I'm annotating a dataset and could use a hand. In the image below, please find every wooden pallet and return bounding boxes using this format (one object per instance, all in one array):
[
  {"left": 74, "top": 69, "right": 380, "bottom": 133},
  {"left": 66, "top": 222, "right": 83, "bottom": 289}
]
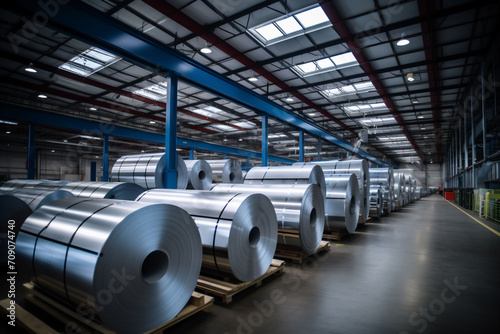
[
  {"left": 275, "top": 239, "right": 331, "bottom": 264},
  {"left": 322, "top": 229, "right": 349, "bottom": 241},
  {"left": 196, "top": 259, "right": 285, "bottom": 304},
  {"left": 3, "top": 283, "right": 213, "bottom": 334}
]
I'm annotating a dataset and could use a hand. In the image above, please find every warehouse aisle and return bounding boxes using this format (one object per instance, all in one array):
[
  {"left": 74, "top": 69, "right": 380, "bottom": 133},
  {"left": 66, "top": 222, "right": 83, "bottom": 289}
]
[{"left": 169, "top": 194, "right": 500, "bottom": 334}]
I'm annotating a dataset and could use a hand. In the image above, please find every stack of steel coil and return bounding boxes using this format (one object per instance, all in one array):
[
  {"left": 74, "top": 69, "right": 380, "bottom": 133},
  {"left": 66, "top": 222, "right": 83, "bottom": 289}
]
[
  {"left": 0, "top": 179, "right": 67, "bottom": 191},
  {"left": 211, "top": 183, "right": 324, "bottom": 254},
  {"left": 136, "top": 189, "right": 277, "bottom": 281},
  {"left": 323, "top": 174, "right": 360, "bottom": 233},
  {"left": 61, "top": 181, "right": 144, "bottom": 200},
  {"left": 369, "top": 186, "right": 384, "bottom": 219},
  {"left": 403, "top": 175, "right": 412, "bottom": 206},
  {"left": 205, "top": 159, "right": 243, "bottom": 183},
  {"left": 184, "top": 160, "right": 213, "bottom": 190},
  {"left": 7, "top": 188, "right": 75, "bottom": 210},
  {"left": 369, "top": 167, "right": 394, "bottom": 214},
  {"left": 16, "top": 198, "right": 202, "bottom": 334},
  {"left": 244, "top": 164, "right": 326, "bottom": 198},
  {"left": 111, "top": 153, "right": 188, "bottom": 189},
  {"left": 393, "top": 172, "right": 405, "bottom": 210}
]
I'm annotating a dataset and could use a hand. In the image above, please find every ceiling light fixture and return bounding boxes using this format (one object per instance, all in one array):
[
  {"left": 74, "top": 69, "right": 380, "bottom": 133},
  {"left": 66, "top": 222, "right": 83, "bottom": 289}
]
[
  {"left": 248, "top": 75, "right": 258, "bottom": 82},
  {"left": 418, "top": 114, "right": 424, "bottom": 119},
  {"left": 89, "top": 107, "right": 97, "bottom": 111},
  {"left": 6, "top": 131, "right": 11, "bottom": 134},
  {"left": 285, "top": 95, "right": 293, "bottom": 102},
  {"left": 149, "top": 120, "right": 156, "bottom": 124},
  {"left": 406, "top": 72, "right": 415, "bottom": 82},
  {"left": 200, "top": 44, "right": 212, "bottom": 54},
  {"left": 25, "top": 63, "right": 37, "bottom": 73},
  {"left": 238, "top": 138, "right": 243, "bottom": 142},
  {"left": 223, "top": 137, "right": 228, "bottom": 142},
  {"left": 38, "top": 93, "right": 47, "bottom": 99},
  {"left": 396, "top": 33, "right": 410, "bottom": 46}
]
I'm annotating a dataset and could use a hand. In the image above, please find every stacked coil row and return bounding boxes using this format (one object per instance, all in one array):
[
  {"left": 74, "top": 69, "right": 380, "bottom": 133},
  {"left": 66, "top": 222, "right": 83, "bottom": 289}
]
[
  {"left": 369, "top": 167, "right": 394, "bottom": 214},
  {"left": 206, "top": 159, "right": 243, "bottom": 183},
  {"left": 369, "top": 186, "right": 384, "bottom": 219}
]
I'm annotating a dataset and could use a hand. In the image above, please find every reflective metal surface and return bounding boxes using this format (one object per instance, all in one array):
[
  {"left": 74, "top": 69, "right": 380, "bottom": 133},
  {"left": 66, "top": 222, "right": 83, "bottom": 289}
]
[
  {"left": 184, "top": 160, "right": 213, "bottom": 190},
  {"left": 369, "top": 186, "right": 384, "bottom": 218},
  {"left": 369, "top": 167, "right": 394, "bottom": 214},
  {"left": 111, "top": 153, "right": 188, "bottom": 189},
  {"left": 136, "top": 189, "right": 277, "bottom": 281},
  {"left": 8, "top": 188, "right": 75, "bottom": 210},
  {"left": 60, "top": 181, "right": 144, "bottom": 200},
  {"left": 324, "top": 174, "right": 360, "bottom": 233},
  {"left": 0, "top": 179, "right": 68, "bottom": 191},
  {"left": 0, "top": 194, "right": 32, "bottom": 263},
  {"left": 211, "top": 183, "right": 324, "bottom": 254},
  {"left": 244, "top": 165, "right": 326, "bottom": 198},
  {"left": 206, "top": 159, "right": 243, "bottom": 183},
  {"left": 393, "top": 172, "right": 405, "bottom": 210},
  {"left": 16, "top": 198, "right": 202, "bottom": 334}
]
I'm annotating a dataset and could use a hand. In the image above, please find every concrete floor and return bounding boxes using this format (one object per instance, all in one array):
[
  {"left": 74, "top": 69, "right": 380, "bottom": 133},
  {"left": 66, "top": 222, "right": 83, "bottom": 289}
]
[{"left": 2, "top": 194, "right": 500, "bottom": 333}]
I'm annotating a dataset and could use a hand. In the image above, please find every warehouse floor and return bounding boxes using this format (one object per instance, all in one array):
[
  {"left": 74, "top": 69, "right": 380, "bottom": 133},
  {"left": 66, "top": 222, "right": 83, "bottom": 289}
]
[
  {"left": 2, "top": 194, "right": 500, "bottom": 333},
  {"left": 169, "top": 194, "right": 500, "bottom": 334}
]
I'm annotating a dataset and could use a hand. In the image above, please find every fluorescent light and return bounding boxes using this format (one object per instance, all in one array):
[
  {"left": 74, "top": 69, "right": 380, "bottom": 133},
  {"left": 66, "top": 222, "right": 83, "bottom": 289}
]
[
  {"left": 38, "top": 94, "right": 47, "bottom": 99},
  {"left": 248, "top": 76, "right": 258, "bottom": 82},
  {"left": 90, "top": 107, "right": 97, "bottom": 111},
  {"left": 25, "top": 63, "right": 37, "bottom": 73},
  {"left": 6, "top": 131, "right": 11, "bottom": 134},
  {"left": 200, "top": 45, "right": 212, "bottom": 54},
  {"left": 149, "top": 120, "right": 156, "bottom": 124},
  {"left": 397, "top": 33, "right": 410, "bottom": 46},
  {"left": 418, "top": 115, "right": 424, "bottom": 119},
  {"left": 309, "top": 113, "right": 316, "bottom": 116}
]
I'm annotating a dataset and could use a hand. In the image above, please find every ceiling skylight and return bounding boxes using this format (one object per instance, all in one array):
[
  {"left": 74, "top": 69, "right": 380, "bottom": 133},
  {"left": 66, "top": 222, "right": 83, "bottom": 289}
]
[
  {"left": 248, "top": 5, "right": 332, "bottom": 46},
  {"left": 320, "top": 81, "right": 375, "bottom": 98},
  {"left": 357, "top": 116, "right": 397, "bottom": 127},
  {"left": 58, "top": 47, "right": 121, "bottom": 77},
  {"left": 292, "top": 52, "right": 358, "bottom": 77},
  {"left": 133, "top": 82, "right": 168, "bottom": 101},
  {"left": 343, "top": 102, "right": 387, "bottom": 115}
]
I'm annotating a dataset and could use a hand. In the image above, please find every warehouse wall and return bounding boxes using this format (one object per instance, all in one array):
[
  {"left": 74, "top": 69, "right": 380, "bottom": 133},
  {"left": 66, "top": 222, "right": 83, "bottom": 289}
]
[{"left": 396, "top": 163, "right": 442, "bottom": 188}]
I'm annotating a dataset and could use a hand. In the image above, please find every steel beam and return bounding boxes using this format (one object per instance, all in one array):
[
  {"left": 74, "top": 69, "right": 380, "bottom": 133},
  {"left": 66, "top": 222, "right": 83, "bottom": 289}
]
[
  {"left": 6, "top": 0, "right": 387, "bottom": 167},
  {"left": 165, "top": 74, "right": 178, "bottom": 189},
  {"left": 27, "top": 123, "right": 35, "bottom": 179},
  {"left": 102, "top": 134, "right": 109, "bottom": 181},
  {"left": 299, "top": 131, "right": 304, "bottom": 162},
  {"left": 262, "top": 115, "right": 268, "bottom": 166},
  {"left": 0, "top": 103, "right": 295, "bottom": 164}
]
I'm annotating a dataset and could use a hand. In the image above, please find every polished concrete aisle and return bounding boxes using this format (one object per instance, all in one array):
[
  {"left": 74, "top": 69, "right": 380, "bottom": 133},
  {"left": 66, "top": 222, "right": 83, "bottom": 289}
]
[{"left": 169, "top": 194, "right": 500, "bottom": 334}]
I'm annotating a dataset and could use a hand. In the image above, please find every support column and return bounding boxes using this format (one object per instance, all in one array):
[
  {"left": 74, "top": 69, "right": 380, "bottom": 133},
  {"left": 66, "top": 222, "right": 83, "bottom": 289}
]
[
  {"left": 481, "top": 66, "right": 487, "bottom": 160},
  {"left": 470, "top": 90, "right": 476, "bottom": 188},
  {"left": 164, "top": 74, "right": 178, "bottom": 189},
  {"left": 102, "top": 134, "right": 109, "bottom": 181},
  {"left": 27, "top": 123, "right": 36, "bottom": 179},
  {"left": 223, "top": 153, "right": 227, "bottom": 159},
  {"left": 189, "top": 149, "right": 194, "bottom": 160},
  {"left": 262, "top": 115, "right": 268, "bottom": 166},
  {"left": 299, "top": 130, "right": 304, "bottom": 162}
]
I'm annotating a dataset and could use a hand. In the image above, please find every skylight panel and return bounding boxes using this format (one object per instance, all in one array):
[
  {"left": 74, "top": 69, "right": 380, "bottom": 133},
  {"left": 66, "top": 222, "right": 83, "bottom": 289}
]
[
  {"left": 331, "top": 52, "right": 356, "bottom": 65},
  {"left": 321, "top": 81, "right": 375, "bottom": 99},
  {"left": 276, "top": 17, "right": 302, "bottom": 34},
  {"left": 58, "top": 47, "right": 121, "bottom": 77},
  {"left": 295, "top": 6, "right": 329, "bottom": 28},
  {"left": 342, "top": 85, "right": 356, "bottom": 93},
  {"left": 354, "top": 81, "right": 375, "bottom": 92},
  {"left": 297, "top": 62, "right": 318, "bottom": 74},
  {"left": 316, "top": 58, "right": 334, "bottom": 69},
  {"left": 133, "top": 82, "right": 168, "bottom": 101},
  {"left": 358, "top": 116, "right": 396, "bottom": 126},
  {"left": 213, "top": 124, "right": 236, "bottom": 132},
  {"left": 370, "top": 103, "right": 386, "bottom": 109},
  {"left": 255, "top": 23, "right": 283, "bottom": 41},
  {"left": 231, "top": 121, "right": 256, "bottom": 129}
]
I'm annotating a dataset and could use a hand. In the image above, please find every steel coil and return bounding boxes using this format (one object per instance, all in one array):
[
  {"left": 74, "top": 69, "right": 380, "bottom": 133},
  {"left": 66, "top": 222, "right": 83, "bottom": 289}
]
[
  {"left": 323, "top": 174, "right": 360, "bottom": 233},
  {"left": 0, "top": 194, "right": 33, "bottom": 264},
  {"left": 369, "top": 167, "right": 394, "bottom": 214},
  {"left": 184, "top": 160, "right": 213, "bottom": 190},
  {"left": 393, "top": 172, "right": 405, "bottom": 210},
  {"left": 136, "top": 189, "right": 277, "bottom": 281},
  {"left": 369, "top": 186, "right": 384, "bottom": 218},
  {"left": 244, "top": 164, "right": 326, "bottom": 198},
  {"left": 61, "top": 181, "right": 145, "bottom": 200},
  {"left": 111, "top": 153, "right": 188, "bottom": 189},
  {"left": 1, "top": 179, "right": 54, "bottom": 191},
  {"left": 205, "top": 159, "right": 243, "bottom": 183},
  {"left": 16, "top": 198, "right": 202, "bottom": 334},
  {"left": 8, "top": 188, "right": 75, "bottom": 210},
  {"left": 296, "top": 159, "right": 370, "bottom": 224},
  {"left": 211, "top": 183, "right": 324, "bottom": 254}
]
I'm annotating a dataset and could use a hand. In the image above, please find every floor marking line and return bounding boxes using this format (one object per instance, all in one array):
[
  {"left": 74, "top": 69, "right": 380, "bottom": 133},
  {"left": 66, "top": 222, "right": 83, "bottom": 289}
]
[{"left": 445, "top": 200, "right": 500, "bottom": 237}]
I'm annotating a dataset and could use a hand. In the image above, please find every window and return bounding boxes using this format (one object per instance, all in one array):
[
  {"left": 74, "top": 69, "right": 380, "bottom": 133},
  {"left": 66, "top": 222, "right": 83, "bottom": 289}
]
[
  {"left": 292, "top": 52, "right": 358, "bottom": 77},
  {"left": 343, "top": 102, "right": 387, "bottom": 115},
  {"left": 58, "top": 47, "right": 121, "bottom": 77},
  {"left": 320, "top": 81, "right": 375, "bottom": 98},
  {"left": 133, "top": 82, "right": 168, "bottom": 101},
  {"left": 248, "top": 5, "right": 332, "bottom": 46}
]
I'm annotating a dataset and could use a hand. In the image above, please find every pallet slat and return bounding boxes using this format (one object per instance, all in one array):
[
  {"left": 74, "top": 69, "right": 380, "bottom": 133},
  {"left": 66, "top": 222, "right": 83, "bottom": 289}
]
[
  {"left": 0, "top": 298, "right": 58, "bottom": 334},
  {"left": 275, "top": 240, "right": 331, "bottom": 263}
]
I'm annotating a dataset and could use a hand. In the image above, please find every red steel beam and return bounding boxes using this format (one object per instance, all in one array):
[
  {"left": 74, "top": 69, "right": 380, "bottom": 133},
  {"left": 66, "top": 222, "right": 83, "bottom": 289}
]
[
  {"left": 321, "top": 0, "right": 426, "bottom": 163},
  {"left": 417, "top": 0, "right": 443, "bottom": 160},
  {"left": 142, "top": 0, "right": 357, "bottom": 136}
]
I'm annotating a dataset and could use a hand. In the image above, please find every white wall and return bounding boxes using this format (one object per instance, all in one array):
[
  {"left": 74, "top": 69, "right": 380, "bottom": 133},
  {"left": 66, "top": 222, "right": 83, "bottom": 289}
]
[{"left": 395, "top": 163, "right": 442, "bottom": 188}]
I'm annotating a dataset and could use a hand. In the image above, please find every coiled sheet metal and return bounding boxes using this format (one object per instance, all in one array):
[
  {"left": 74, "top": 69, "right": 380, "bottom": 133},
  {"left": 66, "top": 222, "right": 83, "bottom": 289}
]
[
  {"left": 296, "top": 159, "right": 370, "bottom": 224},
  {"left": 244, "top": 164, "right": 326, "bottom": 198},
  {"left": 206, "top": 159, "right": 243, "bottom": 183},
  {"left": 403, "top": 175, "right": 412, "bottom": 206},
  {"left": 61, "top": 181, "right": 144, "bottom": 200},
  {"left": 16, "top": 198, "right": 202, "bottom": 334},
  {"left": 184, "top": 160, "right": 213, "bottom": 190},
  {"left": 369, "top": 186, "right": 384, "bottom": 219},
  {"left": 393, "top": 173, "right": 405, "bottom": 210},
  {"left": 324, "top": 174, "right": 360, "bottom": 233},
  {"left": 211, "top": 183, "right": 324, "bottom": 254},
  {"left": 0, "top": 194, "right": 33, "bottom": 264},
  {"left": 369, "top": 167, "right": 394, "bottom": 214},
  {"left": 136, "top": 189, "right": 277, "bottom": 281},
  {"left": 8, "top": 188, "right": 75, "bottom": 210},
  {"left": 111, "top": 153, "right": 188, "bottom": 189},
  {"left": 0, "top": 179, "right": 68, "bottom": 191}
]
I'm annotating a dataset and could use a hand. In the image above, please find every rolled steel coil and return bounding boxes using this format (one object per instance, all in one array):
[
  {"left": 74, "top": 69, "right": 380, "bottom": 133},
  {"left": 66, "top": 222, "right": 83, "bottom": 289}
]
[
  {"left": 411, "top": 177, "right": 417, "bottom": 202},
  {"left": 393, "top": 172, "right": 405, "bottom": 210},
  {"left": 244, "top": 164, "right": 326, "bottom": 199},
  {"left": 8, "top": 188, "right": 75, "bottom": 210},
  {"left": 324, "top": 174, "right": 360, "bottom": 233},
  {"left": 1, "top": 179, "right": 54, "bottom": 191},
  {"left": 296, "top": 159, "right": 370, "bottom": 224},
  {"left": 369, "top": 167, "right": 394, "bottom": 214},
  {"left": 61, "top": 181, "right": 145, "bottom": 200},
  {"left": 0, "top": 194, "right": 33, "bottom": 264},
  {"left": 111, "top": 153, "right": 188, "bottom": 189},
  {"left": 403, "top": 174, "right": 412, "bottom": 206},
  {"left": 211, "top": 183, "right": 324, "bottom": 254},
  {"left": 205, "top": 159, "right": 243, "bottom": 183},
  {"left": 369, "top": 186, "right": 384, "bottom": 219},
  {"left": 136, "top": 189, "right": 277, "bottom": 281},
  {"left": 184, "top": 160, "right": 213, "bottom": 190},
  {"left": 16, "top": 198, "right": 202, "bottom": 334}
]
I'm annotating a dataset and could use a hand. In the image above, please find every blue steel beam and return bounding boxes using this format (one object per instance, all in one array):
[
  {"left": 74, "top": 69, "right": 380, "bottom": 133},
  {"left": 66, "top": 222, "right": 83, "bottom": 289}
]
[
  {"left": 6, "top": 0, "right": 388, "bottom": 167},
  {"left": 299, "top": 131, "right": 304, "bottom": 162},
  {"left": 165, "top": 74, "right": 178, "bottom": 189},
  {"left": 262, "top": 115, "right": 268, "bottom": 166},
  {"left": 0, "top": 104, "right": 294, "bottom": 164},
  {"left": 102, "top": 134, "right": 109, "bottom": 181}
]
